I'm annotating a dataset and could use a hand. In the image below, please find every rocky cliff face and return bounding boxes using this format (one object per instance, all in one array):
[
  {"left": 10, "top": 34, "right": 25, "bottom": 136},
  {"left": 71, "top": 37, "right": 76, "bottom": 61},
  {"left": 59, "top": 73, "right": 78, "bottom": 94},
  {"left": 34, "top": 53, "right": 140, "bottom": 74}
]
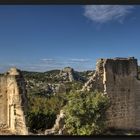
[
  {"left": 59, "top": 67, "right": 75, "bottom": 82},
  {"left": 59, "top": 67, "right": 86, "bottom": 83}
]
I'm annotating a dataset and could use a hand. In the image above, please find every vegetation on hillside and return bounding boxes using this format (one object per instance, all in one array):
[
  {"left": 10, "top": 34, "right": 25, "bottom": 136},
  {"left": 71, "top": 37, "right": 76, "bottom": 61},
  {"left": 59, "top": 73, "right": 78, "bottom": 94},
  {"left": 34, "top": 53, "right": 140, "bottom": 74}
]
[
  {"left": 22, "top": 69, "right": 111, "bottom": 135},
  {"left": 22, "top": 70, "right": 61, "bottom": 84}
]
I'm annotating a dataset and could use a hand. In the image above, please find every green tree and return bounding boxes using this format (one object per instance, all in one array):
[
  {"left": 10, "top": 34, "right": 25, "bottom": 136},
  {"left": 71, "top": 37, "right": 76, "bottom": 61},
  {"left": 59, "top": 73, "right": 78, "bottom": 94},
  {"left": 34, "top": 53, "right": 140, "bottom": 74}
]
[
  {"left": 64, "top": 91, "right": 110, "bottom": 135},
  {"left": 26, "top": 93, "right": 67, "bottom": 133},
  {"left": 27, "top": 111, "right": 56, "bottom": 133}
]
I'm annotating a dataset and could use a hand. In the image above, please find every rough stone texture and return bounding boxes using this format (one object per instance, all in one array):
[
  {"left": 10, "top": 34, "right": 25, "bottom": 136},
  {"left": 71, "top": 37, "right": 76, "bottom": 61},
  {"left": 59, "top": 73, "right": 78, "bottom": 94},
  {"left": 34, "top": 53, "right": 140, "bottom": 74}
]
[
  {"left": 82, "top": 57, "right": 140, "bottom": 130},
  {"left": 82, "top": 59, "right": 104, "bottom": 92},
  {"left": 59, "top": 67, "right": 75, "bottom": 82},
  {"left": 45, "top": 110, "right": 65, "bottom": 135},
  {"left": 0, "top": 68, "right": 28, "bottom": 135}
]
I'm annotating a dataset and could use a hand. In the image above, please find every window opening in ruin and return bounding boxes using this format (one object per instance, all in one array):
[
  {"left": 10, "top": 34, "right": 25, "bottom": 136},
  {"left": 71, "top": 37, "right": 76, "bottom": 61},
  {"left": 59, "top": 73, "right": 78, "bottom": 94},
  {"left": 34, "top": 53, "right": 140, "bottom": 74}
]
[
  {"left": 14, "top": 104, "right": 16, "bottom": 115},
  {"left": 113, "top": 75, "right": 116, "bottom": 82}
]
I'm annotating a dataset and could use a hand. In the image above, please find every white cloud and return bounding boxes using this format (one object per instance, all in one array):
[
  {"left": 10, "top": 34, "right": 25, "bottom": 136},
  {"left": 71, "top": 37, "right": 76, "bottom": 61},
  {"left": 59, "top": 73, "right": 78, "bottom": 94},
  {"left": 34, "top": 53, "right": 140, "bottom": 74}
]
[
  {"left": 69, "top": 58, "right": 91, "bottom": 63},
  {"left": 0, "top": 58, "right": 95, "bottom": 73},
  {"left": 84, "top": 5, "right": 134, "bottom": 23},
  {"left": 41, "top": 58, "right": 55, "bottom": 62}
]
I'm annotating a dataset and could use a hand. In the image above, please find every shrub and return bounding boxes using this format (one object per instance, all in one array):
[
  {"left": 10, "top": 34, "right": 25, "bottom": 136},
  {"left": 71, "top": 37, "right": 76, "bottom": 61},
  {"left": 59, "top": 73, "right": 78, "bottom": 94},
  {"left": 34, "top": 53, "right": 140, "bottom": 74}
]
[
  {"left": 63, "top": 91, "right": 110, "bottom": 135},
  {"left": 26, "top": 93, "right": 67, "bottom": 133},
  {"left": 27, "top": 111, "right": 56, "bottom": 133}
]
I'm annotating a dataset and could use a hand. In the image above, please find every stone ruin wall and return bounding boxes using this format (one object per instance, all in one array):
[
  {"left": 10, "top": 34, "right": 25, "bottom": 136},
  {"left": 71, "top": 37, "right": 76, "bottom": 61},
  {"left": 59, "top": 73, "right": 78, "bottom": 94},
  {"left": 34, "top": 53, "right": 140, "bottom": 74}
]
[
  {"left": 1, "top": 58, "right": 140, "bottom": 134},
  {"left": 83, "top": 57, "right": 140, "bottom": 130},
  {"left": 104, "top": 58, "right": 140, "bottom": 130},
  {"left": 0, "top": 68, "right": 28, "bottom": 135}
]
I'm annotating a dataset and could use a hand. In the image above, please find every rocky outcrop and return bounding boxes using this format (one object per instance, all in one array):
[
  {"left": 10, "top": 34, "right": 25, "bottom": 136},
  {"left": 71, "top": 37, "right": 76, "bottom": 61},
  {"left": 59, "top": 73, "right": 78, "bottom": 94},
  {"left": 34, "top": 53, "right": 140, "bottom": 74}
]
[
  {"left": 59, "top": 67, "right": 75, "bottom": 82},
  {"left": 0, "top": 68, "right": 28, "bottom": 135},
  {"left": 45, "top": 110, "right": 65, "bottom": 135},
  {"left": 59, "top": 67, "right": 85, "bottom": 83}
]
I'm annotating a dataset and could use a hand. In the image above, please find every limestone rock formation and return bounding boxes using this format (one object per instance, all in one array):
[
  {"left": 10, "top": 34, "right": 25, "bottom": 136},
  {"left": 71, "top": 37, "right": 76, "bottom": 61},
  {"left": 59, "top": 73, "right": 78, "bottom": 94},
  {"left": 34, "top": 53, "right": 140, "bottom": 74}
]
[
  {"left": 59, "top": 67, "right": 85, "bottom": 83},
  {"left": 82, "top": 57, "right": 140, "bottom": 130},
  {"left": 45, "top": 110, "right": 65, "bottom": 135},
  {"left": 59, "top": 67, "right": 75, "bottom": 82},
  {"left": 0, "top": 67, "right": 28, "bottom": 135}
]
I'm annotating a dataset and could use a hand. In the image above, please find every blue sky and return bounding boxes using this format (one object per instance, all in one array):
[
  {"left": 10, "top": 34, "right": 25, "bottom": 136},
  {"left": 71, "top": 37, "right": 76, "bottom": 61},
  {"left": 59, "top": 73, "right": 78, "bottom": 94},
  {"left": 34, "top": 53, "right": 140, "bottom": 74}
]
[{"left": 0, "top": 5, "right": 139, "bottom": 72}]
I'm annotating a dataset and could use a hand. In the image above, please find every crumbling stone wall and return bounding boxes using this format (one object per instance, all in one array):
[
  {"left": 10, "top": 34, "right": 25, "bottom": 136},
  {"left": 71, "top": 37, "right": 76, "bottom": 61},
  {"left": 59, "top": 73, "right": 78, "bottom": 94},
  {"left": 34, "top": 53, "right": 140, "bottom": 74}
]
[
  {"left": 0, "top": 68, "right": 28, "bottom": 135},
  {"left": 45, "top": 110, "right": 65, "bottom": 135},
  {"left": 83, "top": 57, "right": 140, "bottom": 130},
  {"left": 82, "top": 59, "right": 104, "bottom": 92}
]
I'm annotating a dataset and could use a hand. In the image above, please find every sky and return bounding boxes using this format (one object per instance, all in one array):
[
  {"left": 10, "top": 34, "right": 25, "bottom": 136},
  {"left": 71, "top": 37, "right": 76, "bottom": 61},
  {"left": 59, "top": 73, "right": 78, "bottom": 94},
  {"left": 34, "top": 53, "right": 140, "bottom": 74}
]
[{"left": 0, "top": 5, "right": 140, "bottom": 72}]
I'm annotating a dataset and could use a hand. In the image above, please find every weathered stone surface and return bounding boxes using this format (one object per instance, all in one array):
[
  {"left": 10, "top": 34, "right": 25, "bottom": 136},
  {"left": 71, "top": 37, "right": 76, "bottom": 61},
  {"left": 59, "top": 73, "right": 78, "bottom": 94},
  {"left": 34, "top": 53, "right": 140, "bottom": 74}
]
[
  {"left": 59, "top": 67, "right": 75, "bottom": 82},
  {"left": 0, "top": 67, "right": 28, "bottom": 135},
  {"left": 82, "top": 58, "right": 104, "bottom": 92},
  {"left": 82, "top": 57, "right": 140, "bottom": 130},
  {"left": 45, "top": 110, "right": 65, "bottom": 135}
]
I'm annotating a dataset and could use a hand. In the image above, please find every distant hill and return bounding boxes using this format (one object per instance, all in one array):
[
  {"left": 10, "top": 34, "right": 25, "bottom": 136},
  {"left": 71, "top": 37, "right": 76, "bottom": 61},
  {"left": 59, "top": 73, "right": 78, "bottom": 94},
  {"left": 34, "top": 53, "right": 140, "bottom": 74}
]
[{"left": 22, "top": 68, "right": 95, "bottom": 97}]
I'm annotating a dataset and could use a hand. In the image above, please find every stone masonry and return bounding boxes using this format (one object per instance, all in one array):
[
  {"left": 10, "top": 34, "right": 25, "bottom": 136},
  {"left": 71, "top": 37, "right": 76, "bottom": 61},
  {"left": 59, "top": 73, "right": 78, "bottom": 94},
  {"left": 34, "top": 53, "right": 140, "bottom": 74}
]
[
  {"left": 82, "top": 57, "right": 140, "bottom": 130},
  {"left": 0, "top": 68, "right": 28, "bottom": 135}
]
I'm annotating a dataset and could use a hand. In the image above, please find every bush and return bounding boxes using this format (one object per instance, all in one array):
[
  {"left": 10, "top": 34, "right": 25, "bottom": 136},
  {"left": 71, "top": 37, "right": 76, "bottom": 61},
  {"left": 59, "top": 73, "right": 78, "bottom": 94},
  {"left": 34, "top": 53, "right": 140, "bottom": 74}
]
[
  {"left": 63, "top": 91, "right": 110, "bottom": 135},
  {"left": 27, "top": 111, "right": 56, "bottom": 133},
  {"left": 26, "top": 93, "right": 67, "bottom": 133}
]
